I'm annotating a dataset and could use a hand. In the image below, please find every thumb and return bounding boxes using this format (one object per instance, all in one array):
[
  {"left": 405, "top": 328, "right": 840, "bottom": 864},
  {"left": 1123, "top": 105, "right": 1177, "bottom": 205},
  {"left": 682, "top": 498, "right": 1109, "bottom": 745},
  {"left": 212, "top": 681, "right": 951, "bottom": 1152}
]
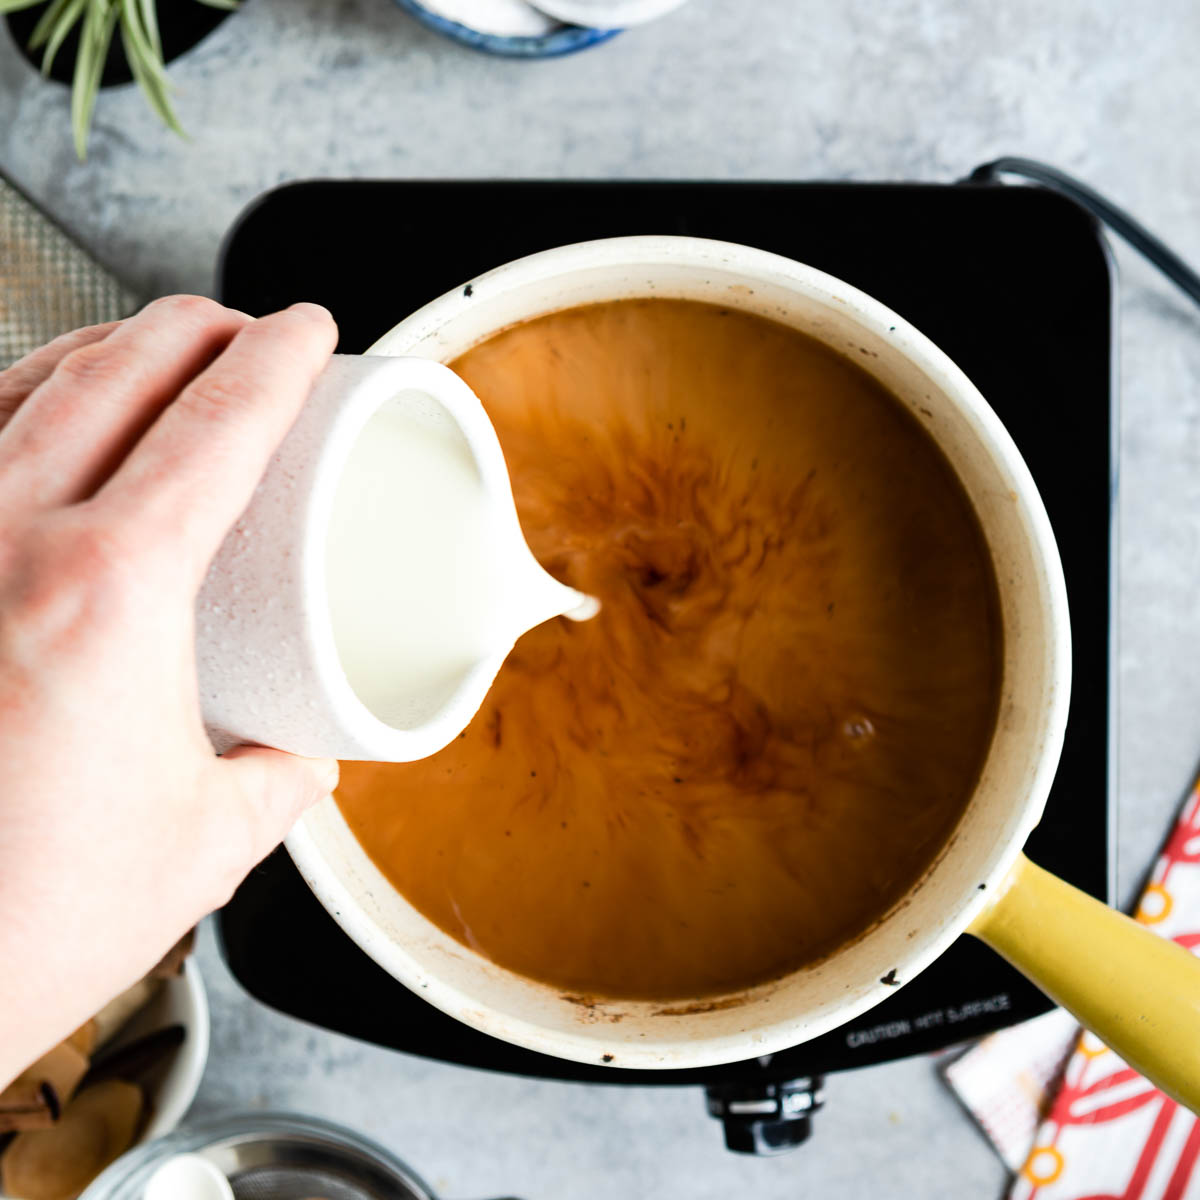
[{"left": 218, "top": 746, "right": 339, "bottom": 867}]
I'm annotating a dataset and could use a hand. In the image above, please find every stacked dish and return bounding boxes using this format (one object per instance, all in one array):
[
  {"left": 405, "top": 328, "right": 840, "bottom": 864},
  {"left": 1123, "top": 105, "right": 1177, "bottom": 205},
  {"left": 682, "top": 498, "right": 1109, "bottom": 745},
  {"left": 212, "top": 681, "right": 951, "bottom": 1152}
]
[{"left": 394, "top": 0, "right": 689, "bottom": 56}]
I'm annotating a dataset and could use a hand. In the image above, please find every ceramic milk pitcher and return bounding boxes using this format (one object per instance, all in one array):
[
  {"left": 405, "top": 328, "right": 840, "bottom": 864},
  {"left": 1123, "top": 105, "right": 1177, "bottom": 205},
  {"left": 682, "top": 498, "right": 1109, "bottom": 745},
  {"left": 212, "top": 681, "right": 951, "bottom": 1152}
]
[{"left": 194, "top": 354, "right": 593, "bottom": 762}]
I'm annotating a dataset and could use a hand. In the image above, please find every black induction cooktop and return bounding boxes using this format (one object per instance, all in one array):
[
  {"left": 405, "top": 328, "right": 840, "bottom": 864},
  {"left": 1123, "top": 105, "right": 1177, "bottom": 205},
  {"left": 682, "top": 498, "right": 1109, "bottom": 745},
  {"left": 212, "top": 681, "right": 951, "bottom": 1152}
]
[{"left": 215, "top": 179, "right": 1115, "bottom": 1154}]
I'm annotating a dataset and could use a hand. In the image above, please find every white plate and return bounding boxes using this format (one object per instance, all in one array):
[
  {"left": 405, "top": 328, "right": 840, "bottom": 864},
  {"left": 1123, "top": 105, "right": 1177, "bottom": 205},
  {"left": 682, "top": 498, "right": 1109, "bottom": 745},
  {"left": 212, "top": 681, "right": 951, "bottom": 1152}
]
[
  {"left": 410, "top": 0, "right": 558, "bottom": 36},
  {"left": 528, "top": 0, "right": 690, "bottom": 26}
]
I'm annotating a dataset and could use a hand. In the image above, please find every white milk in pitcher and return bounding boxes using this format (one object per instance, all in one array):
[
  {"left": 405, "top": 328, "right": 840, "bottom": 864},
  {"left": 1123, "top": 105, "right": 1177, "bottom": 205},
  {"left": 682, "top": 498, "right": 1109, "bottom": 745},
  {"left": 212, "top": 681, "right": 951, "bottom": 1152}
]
[{"left": 324, "top": 394, "right": 595, "bottom": 731}]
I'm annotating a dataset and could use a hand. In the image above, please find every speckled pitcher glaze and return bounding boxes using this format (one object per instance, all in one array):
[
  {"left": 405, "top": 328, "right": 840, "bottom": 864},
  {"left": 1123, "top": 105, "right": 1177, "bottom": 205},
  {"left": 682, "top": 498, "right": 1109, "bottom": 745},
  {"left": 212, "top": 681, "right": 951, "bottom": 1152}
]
[
  {"left": 195, "top": 354, "right": 542, "bottom": 763},
  {"left": 284, "top": 236, "right": 1074, "bottom": 1071}
]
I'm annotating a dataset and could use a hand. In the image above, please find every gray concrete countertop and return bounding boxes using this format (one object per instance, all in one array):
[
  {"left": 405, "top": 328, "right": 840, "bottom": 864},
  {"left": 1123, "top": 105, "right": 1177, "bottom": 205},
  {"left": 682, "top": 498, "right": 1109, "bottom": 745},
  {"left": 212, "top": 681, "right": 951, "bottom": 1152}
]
[{"left": 4, "top": 1, "right": 1200, "bottom": 1195}]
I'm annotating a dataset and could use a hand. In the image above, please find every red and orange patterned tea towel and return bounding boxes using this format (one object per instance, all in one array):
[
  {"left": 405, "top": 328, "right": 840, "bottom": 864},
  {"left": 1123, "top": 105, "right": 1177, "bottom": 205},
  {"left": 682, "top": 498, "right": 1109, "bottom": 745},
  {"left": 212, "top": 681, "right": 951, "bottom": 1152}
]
[{"left": 944, "top": 777, "right": 1200, "bottom": 1199}]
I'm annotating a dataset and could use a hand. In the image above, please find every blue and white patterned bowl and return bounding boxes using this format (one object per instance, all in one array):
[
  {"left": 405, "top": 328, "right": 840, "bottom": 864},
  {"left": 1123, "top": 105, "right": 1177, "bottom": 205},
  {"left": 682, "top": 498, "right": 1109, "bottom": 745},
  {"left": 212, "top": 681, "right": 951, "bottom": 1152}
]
[{"left": 393, "top": 0, "right": 621, "bottom": 57}]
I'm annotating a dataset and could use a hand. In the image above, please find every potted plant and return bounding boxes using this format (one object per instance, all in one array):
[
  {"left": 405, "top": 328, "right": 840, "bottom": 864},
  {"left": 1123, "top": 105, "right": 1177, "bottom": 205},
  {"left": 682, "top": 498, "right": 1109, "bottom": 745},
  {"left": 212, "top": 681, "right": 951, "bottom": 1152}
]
[{"left": 1, "top": 0, "right": 237, "bottom": 159}]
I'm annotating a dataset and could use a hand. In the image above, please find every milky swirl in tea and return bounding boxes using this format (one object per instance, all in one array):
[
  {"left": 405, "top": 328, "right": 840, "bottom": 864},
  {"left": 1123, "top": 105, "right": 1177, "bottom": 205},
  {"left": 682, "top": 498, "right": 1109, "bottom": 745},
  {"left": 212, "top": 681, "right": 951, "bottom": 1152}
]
[{"left": 336, "top": 299, "right": 1002, "bottom": 1000}]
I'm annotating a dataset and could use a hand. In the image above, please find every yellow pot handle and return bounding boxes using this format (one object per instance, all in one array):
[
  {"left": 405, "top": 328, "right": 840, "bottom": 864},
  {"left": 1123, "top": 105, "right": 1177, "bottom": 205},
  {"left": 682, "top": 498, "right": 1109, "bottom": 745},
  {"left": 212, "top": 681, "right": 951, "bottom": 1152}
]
[{"left": 969, "top": 853, "right": 1200, "bottom": 1112}]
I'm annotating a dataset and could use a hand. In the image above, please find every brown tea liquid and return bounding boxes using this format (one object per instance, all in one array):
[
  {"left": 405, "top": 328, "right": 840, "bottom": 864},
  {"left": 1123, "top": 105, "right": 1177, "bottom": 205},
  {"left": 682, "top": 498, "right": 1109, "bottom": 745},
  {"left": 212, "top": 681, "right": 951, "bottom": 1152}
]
[{"left": 336, "top": 299, "right": 1002, "bottom": 1001}]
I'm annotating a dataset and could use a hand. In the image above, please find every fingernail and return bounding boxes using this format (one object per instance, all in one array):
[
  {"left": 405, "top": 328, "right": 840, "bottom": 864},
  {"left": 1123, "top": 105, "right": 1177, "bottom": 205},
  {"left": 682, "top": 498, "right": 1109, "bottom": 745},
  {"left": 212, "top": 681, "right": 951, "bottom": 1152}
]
[
  {"left": 288, "top": 301, "right": 334, "bottom": 322},
  {"left": 314, "top": 757, "right": 339, "bottom": 795}
]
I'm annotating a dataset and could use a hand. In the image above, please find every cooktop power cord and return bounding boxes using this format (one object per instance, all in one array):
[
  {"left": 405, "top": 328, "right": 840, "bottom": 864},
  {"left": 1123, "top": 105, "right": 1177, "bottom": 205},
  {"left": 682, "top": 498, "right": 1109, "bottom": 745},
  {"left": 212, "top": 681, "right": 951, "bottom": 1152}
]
[{"left": 967, "top": 156, "right": 1200, "bottom": 310}]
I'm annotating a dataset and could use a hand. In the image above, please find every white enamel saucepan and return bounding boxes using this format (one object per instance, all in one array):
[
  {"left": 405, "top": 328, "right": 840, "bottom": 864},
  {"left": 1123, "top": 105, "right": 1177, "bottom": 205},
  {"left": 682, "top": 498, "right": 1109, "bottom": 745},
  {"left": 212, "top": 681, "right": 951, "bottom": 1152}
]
[{"left": 283, "top": 236, "right": 1200, "bottom": 1107}]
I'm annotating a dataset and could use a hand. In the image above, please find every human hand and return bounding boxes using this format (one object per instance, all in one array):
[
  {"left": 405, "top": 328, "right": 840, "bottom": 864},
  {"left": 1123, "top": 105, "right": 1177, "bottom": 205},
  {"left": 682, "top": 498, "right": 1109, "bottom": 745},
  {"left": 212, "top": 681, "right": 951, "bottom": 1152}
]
[{"left": 0, "top": 297, "right": 340, "bottom": 1085}]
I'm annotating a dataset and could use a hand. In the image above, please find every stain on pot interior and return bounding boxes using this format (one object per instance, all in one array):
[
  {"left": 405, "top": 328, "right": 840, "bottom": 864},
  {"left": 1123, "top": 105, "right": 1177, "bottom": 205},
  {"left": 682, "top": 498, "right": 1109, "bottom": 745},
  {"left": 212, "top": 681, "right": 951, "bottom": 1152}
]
[
  {"left": 557, "top": 996, "right": 630, "bottom": 1025},
  {"left": 653, "top": 995, "right": 751, "bottom": 1018}
]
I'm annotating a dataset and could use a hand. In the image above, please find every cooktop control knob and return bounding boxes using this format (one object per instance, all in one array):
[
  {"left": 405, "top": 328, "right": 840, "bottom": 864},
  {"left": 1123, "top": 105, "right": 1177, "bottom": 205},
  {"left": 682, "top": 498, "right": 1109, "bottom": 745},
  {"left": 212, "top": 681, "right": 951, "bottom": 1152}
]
[{"left": 704, "top": 1077, "right": 825, "bottom": 1155}]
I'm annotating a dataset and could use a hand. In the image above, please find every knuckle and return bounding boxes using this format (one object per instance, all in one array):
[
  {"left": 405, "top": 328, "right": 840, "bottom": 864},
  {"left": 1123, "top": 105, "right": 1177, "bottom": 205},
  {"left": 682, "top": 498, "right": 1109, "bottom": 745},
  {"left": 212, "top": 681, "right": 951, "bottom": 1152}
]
[
  {"left": 0, "top": 364, "right": 36, "bottom": 419},
  {"left": 143, "top": 295, "right": 249, "bottom": 345},
  {"left": 53, "top": 319, "right": 122, "bottom": 350},
  {"left": 184, "top": 371, "right": 251, "bottom": 418},
  {"left": 145, "top": 294, "right": 228, "bottom": 324},
  {"left": 0, "top": 323, "right": 124, "bottom": 418},
  {"left": 58, "top": 507, "right": 158, "bottom": 591},
  {"left": 0, "top": 516, "right": 144, "bottom": 657},
  {"left": 65, "top": 523, "right": 133, "bottom": 578},
  {"left": 53, "top": 340, "right": 129, "bottom": 390},
  {"left": 50, "top": 517, "right": 146, "bottom": 601}
]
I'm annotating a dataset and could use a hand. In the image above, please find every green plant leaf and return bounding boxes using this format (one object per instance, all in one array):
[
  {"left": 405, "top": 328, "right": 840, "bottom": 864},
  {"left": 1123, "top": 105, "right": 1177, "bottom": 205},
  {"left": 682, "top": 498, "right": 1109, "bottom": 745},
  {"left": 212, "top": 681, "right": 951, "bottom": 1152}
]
[
  {"left": 39, "top": 0, "right": 87, "bottom": 76},
  {"left": 27, "top": 0, "right": 72, "bottom": 46},
  {"left": 136, "top": 0, "right": 159, "bottom": 57},
  {"left": 120, "top": 15, "right": 183, "bottom": 135},
  {"left": 71, "top": 0, "right": 118, "bottom": 161},
  {"left": 120, "top": 0, "right": 185, "bottom": 136},
  {"left": 118, "top": 0, "right": 167, "bottom": 86},
  {"left": 18, "top": 0, "right": 220, "bottom": 157},
  {"left": 69, "top": 0, "right": 100, "bottom": 159}
]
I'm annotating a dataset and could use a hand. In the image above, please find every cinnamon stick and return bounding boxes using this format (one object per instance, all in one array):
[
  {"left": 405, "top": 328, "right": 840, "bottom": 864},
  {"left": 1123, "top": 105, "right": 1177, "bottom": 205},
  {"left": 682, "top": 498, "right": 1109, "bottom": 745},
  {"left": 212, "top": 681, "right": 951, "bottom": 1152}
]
[
  {"left": 0, "top": 1041, "right": 89, "bottom": 1133},
  {"left": 84, "top": 1025, "right": 184, "bottom": 1087},
  {"left": 0, "top": 1083, "right": 56, "bottom": 1133}
]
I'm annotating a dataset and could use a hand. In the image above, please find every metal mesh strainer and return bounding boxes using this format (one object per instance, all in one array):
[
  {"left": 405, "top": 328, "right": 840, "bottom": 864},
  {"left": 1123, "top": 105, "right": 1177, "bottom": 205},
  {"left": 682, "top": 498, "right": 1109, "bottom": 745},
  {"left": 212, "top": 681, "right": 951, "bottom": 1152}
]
[
  {"left": 202, "top": 1128, "right": 431, "bottom": 1200},
  {"left": 0, "top": 169, "right": 139, "bottom": 370},
  {"left": 80, "top": 1113, "right": 439, "bottom": 1200},
  {"left": 230, "top": 1164, "right": 391, "bottom": 1200}
]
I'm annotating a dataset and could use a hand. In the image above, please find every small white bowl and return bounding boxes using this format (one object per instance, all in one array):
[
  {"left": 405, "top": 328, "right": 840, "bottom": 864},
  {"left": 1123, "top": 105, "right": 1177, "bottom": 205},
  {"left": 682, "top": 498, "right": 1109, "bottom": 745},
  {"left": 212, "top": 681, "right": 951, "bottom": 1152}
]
[
  {"left": 1, "top": 960, "right": 208, "bottom": 1197},
  {"left": 126, "top": 959, "right": 209, "bottom": 1142}
]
